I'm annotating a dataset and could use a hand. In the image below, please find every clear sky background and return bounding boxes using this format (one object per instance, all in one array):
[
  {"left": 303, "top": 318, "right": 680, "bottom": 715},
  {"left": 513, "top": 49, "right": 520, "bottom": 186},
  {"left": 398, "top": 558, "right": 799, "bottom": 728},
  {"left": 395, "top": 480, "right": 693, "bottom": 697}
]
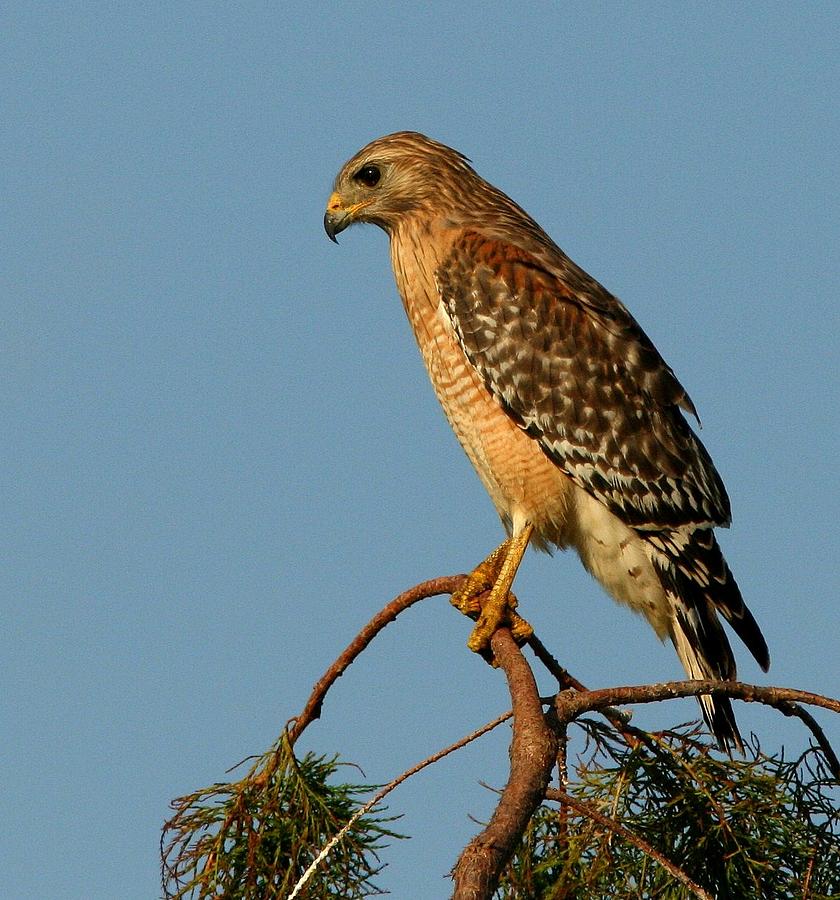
[{"left": 3, "top": 4, "right": 838, "bottom": 898}]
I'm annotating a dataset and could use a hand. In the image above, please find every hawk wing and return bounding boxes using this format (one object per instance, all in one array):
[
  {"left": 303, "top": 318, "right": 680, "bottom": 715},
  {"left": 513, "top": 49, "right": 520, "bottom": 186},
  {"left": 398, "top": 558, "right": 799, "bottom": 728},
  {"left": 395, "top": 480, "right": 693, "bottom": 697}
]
[{"left": 436, "top": 230, "right": 731, "bottom": 531}]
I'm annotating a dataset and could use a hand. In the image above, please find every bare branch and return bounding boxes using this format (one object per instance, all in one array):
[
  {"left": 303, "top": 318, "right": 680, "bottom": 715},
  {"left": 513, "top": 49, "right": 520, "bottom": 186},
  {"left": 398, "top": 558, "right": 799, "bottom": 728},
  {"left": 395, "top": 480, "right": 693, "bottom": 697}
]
[
  {"left": 452, "top": 628, "right": 558, "bottom": 899},
  {"left": 287, "top": 575, "right": 464, "bottom": 744},
  {"left": 553, "top": 679, "right": 840, "bottom": 718},
  {"left": 766, "top": 700, "right": 840, "bottom": 777},
  {"left": 526, "top": 633, "right": 628, "bottom": 724},
  {"left": 544, "top": 788, "right": 714, "bottom": 900},
  {"left": 554, "top": 680, "right": 840, "bottom": 777}
]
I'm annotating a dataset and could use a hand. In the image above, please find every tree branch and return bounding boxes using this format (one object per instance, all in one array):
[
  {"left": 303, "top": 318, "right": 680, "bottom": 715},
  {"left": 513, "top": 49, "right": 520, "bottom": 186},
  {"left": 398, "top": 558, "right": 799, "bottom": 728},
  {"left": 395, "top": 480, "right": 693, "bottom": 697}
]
[
  {"left": 553, "top": 680, "right": 840, "bottom": 718},
  {"left": 287, "top": 574, "right": 642, "bottom": 748},
  {"left": 544, "top": 789, "right": 714, "bottom": 900},
  {"left": 554, "top": 679, "right": 840, "bottom": 777},
  {"left": 452, "top": 628, "right": 558, "bottom": 899},
  {"left": 287, "top": 575, "right": 464, "bottom": 744},
  {"left": 765, "top": 699, "right": 840, "bottom": 777},
  {"left": 166, "top": 572, "right": 840, "bottom": 899}
]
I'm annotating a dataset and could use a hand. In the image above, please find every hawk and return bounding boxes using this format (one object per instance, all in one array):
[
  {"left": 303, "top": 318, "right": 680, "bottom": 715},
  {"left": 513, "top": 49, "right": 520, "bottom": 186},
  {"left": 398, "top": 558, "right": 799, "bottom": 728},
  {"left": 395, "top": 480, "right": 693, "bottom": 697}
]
[{"left": 324, "top": 132, "right": 769, "bottom": 749}]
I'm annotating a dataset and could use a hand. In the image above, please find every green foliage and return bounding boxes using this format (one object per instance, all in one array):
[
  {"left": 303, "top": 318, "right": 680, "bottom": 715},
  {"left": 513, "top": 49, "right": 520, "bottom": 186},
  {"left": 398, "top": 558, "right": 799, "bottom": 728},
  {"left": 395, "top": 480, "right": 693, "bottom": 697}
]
[
  {"left": 498, "top": 722, "right": 840, "bottom": 899},
  {"left": 162, "top": 735, "right": 402, "bottom": 899}
]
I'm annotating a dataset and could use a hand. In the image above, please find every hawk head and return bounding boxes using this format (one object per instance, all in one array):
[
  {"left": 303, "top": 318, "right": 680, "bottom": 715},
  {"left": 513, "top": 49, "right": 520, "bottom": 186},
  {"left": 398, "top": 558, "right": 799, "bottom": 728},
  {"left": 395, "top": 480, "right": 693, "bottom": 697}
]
[{"left": 324, "top": 131, "right": 474, "bottom": 241}]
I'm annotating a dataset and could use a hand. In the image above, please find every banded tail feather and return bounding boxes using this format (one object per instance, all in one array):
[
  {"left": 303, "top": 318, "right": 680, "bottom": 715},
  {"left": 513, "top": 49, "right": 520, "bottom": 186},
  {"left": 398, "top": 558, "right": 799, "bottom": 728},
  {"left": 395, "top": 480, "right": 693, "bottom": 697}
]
[{"left": 646, "top": 527, "right": 769, "bottom": 750}]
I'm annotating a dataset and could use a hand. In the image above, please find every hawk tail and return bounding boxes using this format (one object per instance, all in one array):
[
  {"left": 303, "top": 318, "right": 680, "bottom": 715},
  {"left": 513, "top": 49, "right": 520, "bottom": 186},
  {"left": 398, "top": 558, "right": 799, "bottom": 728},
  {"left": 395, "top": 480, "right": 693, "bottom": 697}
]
[
  {"left": 647, "top": 528, "right": 770, "bottom": 752},
  {"left": 668, "top": 591, "right": 744, "bottom": 751}
]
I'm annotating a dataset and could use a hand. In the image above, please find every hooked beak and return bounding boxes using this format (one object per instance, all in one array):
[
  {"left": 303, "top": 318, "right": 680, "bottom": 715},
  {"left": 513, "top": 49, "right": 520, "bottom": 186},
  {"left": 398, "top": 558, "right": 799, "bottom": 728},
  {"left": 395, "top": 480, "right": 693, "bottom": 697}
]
[
  {"left": 324, "top": 192, "right": 352, "bottom": 243},
  {"left": 324, "top": 192, "right": 370, "bottom": 243}
]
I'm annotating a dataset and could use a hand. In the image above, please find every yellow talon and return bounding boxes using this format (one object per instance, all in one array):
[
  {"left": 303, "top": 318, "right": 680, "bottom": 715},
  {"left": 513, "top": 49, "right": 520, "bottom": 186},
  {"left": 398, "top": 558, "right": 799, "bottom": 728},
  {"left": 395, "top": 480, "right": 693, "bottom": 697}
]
[
  {"left": 509, "top": 610, "right": 534, "bottom": 642},
  {"left": 450, "top": 539, "right": 510, "bottom": 617},
  {"left": 452, "top": 524, "right": 535, "bottom": 654}
]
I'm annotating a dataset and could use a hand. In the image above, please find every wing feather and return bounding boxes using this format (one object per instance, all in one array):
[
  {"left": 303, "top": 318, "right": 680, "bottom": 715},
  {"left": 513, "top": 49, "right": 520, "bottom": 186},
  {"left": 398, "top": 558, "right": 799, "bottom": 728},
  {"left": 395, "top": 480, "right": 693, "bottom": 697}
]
[{"left": 436, "top": 231, "right": 730, "bottom": 530}]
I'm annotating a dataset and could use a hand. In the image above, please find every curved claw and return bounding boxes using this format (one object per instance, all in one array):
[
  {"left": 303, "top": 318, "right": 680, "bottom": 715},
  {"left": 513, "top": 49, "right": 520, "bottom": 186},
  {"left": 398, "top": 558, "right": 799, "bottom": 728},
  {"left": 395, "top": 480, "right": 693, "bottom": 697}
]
[
  {"left": 450, "top": 540, "right": 511, "bottom": 618},
  {"left": 451, "top": 525, "right": 535, "bottom": 656}
]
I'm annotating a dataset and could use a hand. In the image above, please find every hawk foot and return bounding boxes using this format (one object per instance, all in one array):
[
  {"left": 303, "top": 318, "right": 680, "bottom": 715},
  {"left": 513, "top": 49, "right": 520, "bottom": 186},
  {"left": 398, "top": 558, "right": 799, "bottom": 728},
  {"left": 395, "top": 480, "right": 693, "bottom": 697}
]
[
  {"left": 450, "top": 539, "right": 511, "bottom": 618},
  {"left": 452, "top": 525, "right": 535, "bottom": 657},
  {"left": 467, "top": 596, "right": 533, "bottom": 653}
]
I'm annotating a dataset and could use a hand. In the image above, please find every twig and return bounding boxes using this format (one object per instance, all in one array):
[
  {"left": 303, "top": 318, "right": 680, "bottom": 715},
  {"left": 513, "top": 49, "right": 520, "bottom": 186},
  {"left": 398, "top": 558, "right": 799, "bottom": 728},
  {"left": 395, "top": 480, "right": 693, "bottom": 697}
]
[
  {"left": 287, "top": 575, "right": 465, "bottom": 744},
  {"left": 548, "top": 715, "right": 571, "bottom": 900},
  {"left": 770, "top": 701, "right": 840, "bottom": 778},
  {"left": 554, "top": 680, "right": 840, "bottom": 718},
  {"left": 527, "top": 633, "right": 629, "bottom": 726},
  {"left": 286, "top": 709, "right": 512, "bottom": 900},
  {"left": 544, "top": 788, "right": 714, "bottom": 900},
  {"left": 552, "top": 680, "right": 840, "bottom": 777},
  {"left": 452, "top": 628, "right": 558, "bottom": 899},
  {"left": 802, "top": 852, "right": 815, "bottom": 899},
  {"left": 527, "top": 633, "right": 648, "bottom": 749}
]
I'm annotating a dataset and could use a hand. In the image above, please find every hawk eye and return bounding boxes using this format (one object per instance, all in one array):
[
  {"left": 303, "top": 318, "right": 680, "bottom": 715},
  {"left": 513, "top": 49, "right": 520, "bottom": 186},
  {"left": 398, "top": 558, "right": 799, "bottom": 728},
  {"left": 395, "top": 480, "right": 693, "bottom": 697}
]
[{"left": 354, "top": 164, "right": 381, "bottom": 187}]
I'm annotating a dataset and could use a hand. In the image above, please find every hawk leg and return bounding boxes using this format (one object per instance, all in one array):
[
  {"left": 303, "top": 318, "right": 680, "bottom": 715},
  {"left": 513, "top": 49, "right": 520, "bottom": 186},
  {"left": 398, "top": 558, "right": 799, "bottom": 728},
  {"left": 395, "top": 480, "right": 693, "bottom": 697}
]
[{"left": 450, "top": 525, "right": 534, "bottom": 652}]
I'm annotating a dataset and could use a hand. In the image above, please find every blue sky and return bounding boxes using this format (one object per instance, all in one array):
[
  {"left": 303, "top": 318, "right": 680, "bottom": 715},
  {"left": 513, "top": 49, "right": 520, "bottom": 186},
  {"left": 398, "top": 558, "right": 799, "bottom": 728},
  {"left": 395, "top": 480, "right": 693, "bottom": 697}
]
[{"left": 3, "top": 4, "right": 838, "bottom": 898}]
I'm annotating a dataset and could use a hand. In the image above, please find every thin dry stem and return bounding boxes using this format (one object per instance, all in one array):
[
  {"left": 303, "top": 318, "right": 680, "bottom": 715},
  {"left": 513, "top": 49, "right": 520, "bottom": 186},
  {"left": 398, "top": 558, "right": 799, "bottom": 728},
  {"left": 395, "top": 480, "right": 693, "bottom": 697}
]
[
  {"left": 553, "top": 679, "right": 840, "bottom": 777},
  {"left": 287, "top": 575, "right": 464, "bottom": 744},
  {"left": 527, "top": 633, "right": 630, "bottom": 728},
  {"left": 287, "top": 709, "right": 513, "bottom": 899},
  {"left": 544, "top": 788, "right": 714, "bottom": 900}
]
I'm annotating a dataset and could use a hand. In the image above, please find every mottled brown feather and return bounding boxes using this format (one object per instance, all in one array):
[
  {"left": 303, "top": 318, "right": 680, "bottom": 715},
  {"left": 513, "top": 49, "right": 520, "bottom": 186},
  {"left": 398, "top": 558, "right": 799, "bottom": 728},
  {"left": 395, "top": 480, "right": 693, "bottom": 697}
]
[{"left": 436, "top": 231, "right": 730, "bottom": 530}]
